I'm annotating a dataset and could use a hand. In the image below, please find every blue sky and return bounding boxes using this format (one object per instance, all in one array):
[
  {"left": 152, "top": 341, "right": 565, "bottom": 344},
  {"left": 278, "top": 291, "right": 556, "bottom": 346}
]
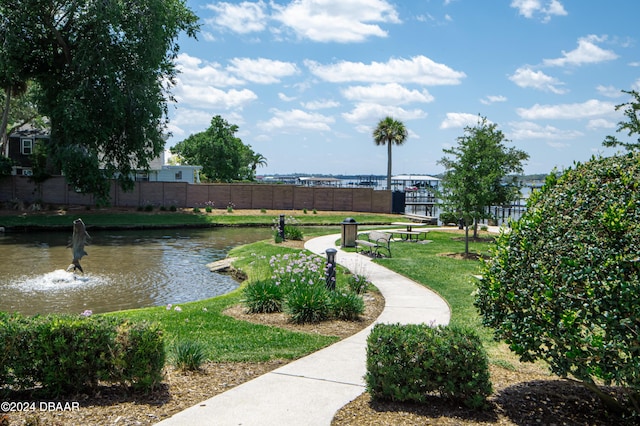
[{"left": 165, "top": 0, "right": 640, "bottom": 176}]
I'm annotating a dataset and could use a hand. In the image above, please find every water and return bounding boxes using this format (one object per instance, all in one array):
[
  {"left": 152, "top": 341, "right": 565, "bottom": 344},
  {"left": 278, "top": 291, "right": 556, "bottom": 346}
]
[{"left": 0, "top": 227, "right": 272, "bottom": 315}]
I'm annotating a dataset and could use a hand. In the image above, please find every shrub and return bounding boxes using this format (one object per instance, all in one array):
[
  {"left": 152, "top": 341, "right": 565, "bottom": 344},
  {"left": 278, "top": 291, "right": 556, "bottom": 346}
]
[
  {"left": 111, "top": 320, "right": 165, "bottom": 391},
  {"left": 284, "top": 224, "right": 304, "bottom": 240},
  {"left": 439, "top": 211, "right": 458, "bottom": 224},
  {"left": 285, "top": 283, "right": 330, "bottom": 324},
  {"left": 366, "top": 323, "right": 492, "bottom": 409},
  {"left": 170, "top": 340, "right": 207, "bottom": 371},
  {"left": 347, "top": 273, "right": 370, "bottom": 295},
  {"left": 330, "top": 291, "right": 365, "bottom": 321},
  {"left": 476, "top": 153, "right": 640, "bottom": 414},
  {"left": 243, "top": 280, "right": 284, "bottom": 313},
  {"left": 169, "top": 205, "right": 177, "bottom": 212},
  {"left": 0, "top": 313, "right": 164, "bottom": 396}
]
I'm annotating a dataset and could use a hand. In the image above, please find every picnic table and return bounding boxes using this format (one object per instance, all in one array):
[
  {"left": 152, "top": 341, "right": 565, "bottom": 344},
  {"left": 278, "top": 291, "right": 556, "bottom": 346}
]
[{"left": 390, "top": 222, "right": 427, "bottom": 241}]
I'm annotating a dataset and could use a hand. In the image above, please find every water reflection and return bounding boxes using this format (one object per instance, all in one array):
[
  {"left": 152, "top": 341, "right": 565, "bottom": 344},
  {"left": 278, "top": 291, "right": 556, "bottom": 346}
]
[{"left": 0, "top": 227, "right": 272, "bottom": 315}]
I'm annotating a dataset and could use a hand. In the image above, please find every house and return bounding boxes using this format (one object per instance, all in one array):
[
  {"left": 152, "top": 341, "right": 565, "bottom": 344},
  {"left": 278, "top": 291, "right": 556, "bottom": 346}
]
[
  {"left": 6, "top": 127, "right": 51, "bottom": 177},
  {"left": 6, "top": 128, "right": 201, "bottom": 183}
]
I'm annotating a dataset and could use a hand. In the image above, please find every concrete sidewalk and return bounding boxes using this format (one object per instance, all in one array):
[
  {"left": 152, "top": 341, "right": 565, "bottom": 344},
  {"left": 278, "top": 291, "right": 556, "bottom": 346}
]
[{"left": 156, "top": 233, "right": 451, "bottom": 426}]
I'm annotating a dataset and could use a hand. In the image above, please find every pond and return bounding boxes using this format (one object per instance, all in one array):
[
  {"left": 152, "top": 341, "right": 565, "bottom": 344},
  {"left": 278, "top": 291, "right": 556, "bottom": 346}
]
[{"left": 0, "top": 227, "right": 273, "bottom": 316}]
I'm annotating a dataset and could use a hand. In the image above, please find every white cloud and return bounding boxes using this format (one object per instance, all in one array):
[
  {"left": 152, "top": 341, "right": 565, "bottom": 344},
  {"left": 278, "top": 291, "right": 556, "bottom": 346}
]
[
  {"left": 587, "top": 118, "right": 616, "bottom": 130},
  {"left": 516, "top": 99, "right": 615, "bottom": 120},
  {"left": 439, "top": 113, "right": 483, "bottom": 129},
  {"left": 176, "top": 85, "right": 258, "bottom": 109},
  {"left": 257, "top": 109, "right": 335, "bottom": 132},
  {"left": 542, "top": 35, "right": 618, "bottom": 67},
  {"left": 306, "top": 55, "right": 466, "bottom": 85},
  {"left": 480, "top": 95, "right": 508, "bottom": 105},
  {"left": 272, "top": 0, "right": 400, "bottom": 43},
  {"left": 226, "top": 58, "right": 299, "bottom": 84},
  {"left": 509, "top": 121, "right": 582, "bottom": 139},
  {"left": 511, "top": 0, "right": 567, "bottom": 22},
  {"left": 301, "top": 99, "right": 341, "bottom": 109},
  {"left": 342, "top": 83, "right": 435, "bottom": 105},
  {"left": 509, "top": 67, "right": 567, "bottom": 94},
  {"left": 176, "top": 54, "right": 244, "bottom": 87},
  {"left": 342, "top": 103, "right": 427, "bottom": 124},
  {"left": 596, "top": 85, "right": 623, "bottom": 98},
  {"left": 278, "top": 92, "right": 296, "bottom": 102},
  {"left": 206, "top": 1, "right": 268, "bottom": 34}
]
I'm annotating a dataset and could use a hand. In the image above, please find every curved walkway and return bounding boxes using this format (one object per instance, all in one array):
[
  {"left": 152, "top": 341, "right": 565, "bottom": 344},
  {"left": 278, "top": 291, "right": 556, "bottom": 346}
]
[{"left": 156, "top": 233, "right": 451, "bottom": 426}]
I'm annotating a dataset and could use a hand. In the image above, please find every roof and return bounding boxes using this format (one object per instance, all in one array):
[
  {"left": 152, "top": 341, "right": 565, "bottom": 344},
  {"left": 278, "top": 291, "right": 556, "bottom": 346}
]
[{"left": 392, "top": 175, "right": 440, "bottom": 181}]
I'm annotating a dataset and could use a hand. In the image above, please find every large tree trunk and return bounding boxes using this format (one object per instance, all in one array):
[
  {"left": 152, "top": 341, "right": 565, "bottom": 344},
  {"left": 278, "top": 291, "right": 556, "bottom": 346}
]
[{"left": 0, "top": 87, "right": 11, "bottom": 157}]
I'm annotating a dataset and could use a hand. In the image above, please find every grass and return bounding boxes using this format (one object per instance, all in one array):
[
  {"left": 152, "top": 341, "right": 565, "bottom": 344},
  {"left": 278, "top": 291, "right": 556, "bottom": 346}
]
[
  {"left": 0, "top": 209, "right": 397, "bottom": 229},
  {"left": 106, "top": 290, "right": 338, "bottom": 363}
]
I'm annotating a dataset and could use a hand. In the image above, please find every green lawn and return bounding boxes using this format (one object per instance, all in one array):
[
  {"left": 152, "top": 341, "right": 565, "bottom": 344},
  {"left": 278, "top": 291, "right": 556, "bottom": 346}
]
[{"left": 0, "top": 210, "right": 397, "bottom": 229}]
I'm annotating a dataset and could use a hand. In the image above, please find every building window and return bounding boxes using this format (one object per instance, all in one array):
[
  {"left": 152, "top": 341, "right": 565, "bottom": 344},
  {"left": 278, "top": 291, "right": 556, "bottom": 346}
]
[
  {"left": 175, "top": 171, "right": 182, "bottom": 180},
  {"left": 21, "top": 139, "right": 33, "bottom": 155}
]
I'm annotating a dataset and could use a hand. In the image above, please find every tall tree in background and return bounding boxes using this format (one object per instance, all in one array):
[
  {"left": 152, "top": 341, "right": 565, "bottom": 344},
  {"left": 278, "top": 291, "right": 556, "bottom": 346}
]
[
  {"left": 171, "top": 115, "right": 264, "bottom": 182},
  {"left": 438, "top": 116, "right": 529, "bottom": 254},
  {"left": 0, "top": 0, "right": 199, "bottom": 203},
  {"left": 373, "top": 116, "right": 408, "bottom": 190}
]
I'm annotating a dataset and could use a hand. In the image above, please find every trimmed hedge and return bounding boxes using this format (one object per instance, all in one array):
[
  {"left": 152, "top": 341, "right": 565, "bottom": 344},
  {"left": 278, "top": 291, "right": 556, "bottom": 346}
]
[
  {"left": 366, "top": 323, "right": 492, "bottom": 409},
  {"left": 0, "top": 313, "right": 164, "bottom": 397}
]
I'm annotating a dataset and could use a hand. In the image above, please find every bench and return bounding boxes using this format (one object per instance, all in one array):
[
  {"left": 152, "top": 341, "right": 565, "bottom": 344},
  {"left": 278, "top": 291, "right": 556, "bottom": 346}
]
[{"left": 355, "top": 231, "right": 392, "bottom": 258}]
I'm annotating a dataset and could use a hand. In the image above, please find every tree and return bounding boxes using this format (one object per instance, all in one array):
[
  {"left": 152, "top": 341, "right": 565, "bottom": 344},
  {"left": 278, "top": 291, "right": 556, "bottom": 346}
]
[
  {"left": 0, "top": 81, "right": 47, "bottom": 156},
  {"left": 603, "top": 89, "right": 640, "bottom": 151},
  {"left": 476, "top": 153, "right": 640, "bottom": 414},
  {"left": 372, "top": 117, "right": 408, "bottom": 190},
  {"left": 0, "top": 0, "right": 199, "bottom": 203},
  {"left": 171, "top": 116, "right": 264, "bottom": 182},
  {"left": 248, "top": 152, "right": 268, "bottom": 179},
  {"left": 438, "top": 116, "right": 528, "bottom": 254}
]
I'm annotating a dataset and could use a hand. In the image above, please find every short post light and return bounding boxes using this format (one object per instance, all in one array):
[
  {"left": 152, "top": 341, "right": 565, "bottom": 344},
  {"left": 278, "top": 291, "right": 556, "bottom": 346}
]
[
  {"left": 279, "top": 214, "right": 286, "bottom": 241},
  {"left": 325, "top": 248, "right": 337, "bottom": 291}
]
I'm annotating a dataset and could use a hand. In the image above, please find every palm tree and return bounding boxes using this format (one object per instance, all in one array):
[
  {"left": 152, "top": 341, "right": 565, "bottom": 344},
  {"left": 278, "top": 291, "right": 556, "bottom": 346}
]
[
  {"left": 373, "top": 116, "right": 408, "bottom": 190},
  {"left": 249, "top": 152, "right": 268, "bottom": 179}
]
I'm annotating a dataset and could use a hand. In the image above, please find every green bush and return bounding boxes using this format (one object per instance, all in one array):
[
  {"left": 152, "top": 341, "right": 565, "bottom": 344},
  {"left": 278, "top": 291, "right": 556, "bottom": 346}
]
[
  {"left": 32, "top": 315, "right": 117, "bottom": 396},
  {"left": 243, "top": 280, "right": 285, "bottom": 313},
  {"left": 439, "top": 211, "right": 458, "bottom": 224},
  {"left": 285, "top": 284, "right": 330, "bottom": 324},
  {"left": 0, "top": 313, "right": 164, "bottom": 397},
  {"left": 330, "top": 291, "right": 365, "bottom": 321},
  {"left": 346, "top": 273, "right": 370, "bottom": 295},
  {"left": 284, "top": 224, "right": 304, "bottom": 240},
  {"left": 476, "top": 153, "right": 640, "bottom": 414},
  {"left": 170, "top": 340, "right": 207, "bottom": 371},
  {"left": 366, "top": 323, "right": 492, "bottom": 409},
  {"left": 111, "top": 320, "right": 165, "bottom": 391}
]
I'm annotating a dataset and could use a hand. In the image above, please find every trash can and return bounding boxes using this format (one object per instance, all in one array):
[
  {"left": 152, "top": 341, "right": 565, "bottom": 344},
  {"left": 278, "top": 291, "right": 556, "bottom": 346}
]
[{"left": 341, "top": 217, "right": 358, "bottom": 248}]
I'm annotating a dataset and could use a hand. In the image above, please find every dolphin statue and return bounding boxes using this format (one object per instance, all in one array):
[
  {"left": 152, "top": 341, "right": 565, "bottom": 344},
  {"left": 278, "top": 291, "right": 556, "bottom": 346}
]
[{"left": 67, "top": 218, "right": 90, "bottom": 273}]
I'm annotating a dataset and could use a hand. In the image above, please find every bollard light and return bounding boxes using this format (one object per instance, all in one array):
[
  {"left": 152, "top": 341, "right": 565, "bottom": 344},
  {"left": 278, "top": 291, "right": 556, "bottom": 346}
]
[
  {"left": 325, "top": 248, "right": 337, "bottom": 291},
  {"left": 279, "top": 214, "right": 286, "bottom": 241}
]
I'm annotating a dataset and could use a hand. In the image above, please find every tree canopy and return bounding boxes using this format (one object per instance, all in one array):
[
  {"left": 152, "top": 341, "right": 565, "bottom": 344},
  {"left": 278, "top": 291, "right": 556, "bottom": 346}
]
[
  {"left": 476, "top": 153, "right": 640, "bottom": 414},
  {"left": 170, "top": 115, "right": 265, "bottom": 182},
  {"left": 0, "top": 0, "right": 199, "bottom": 202},
  {"left": 372, "top": 116, "right": 408, "bottom": 190},
  {"left": 438, "top": 116, "right": 528, "bottom": 247},
  {"left": 603, "top": 89, "right": 640, "bottom": 152}
]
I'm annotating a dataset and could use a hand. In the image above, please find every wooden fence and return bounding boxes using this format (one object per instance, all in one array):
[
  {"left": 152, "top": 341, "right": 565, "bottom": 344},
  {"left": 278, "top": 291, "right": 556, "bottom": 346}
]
[{"left": 0, "top": 176, "right": 391, "bottom": 213}]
